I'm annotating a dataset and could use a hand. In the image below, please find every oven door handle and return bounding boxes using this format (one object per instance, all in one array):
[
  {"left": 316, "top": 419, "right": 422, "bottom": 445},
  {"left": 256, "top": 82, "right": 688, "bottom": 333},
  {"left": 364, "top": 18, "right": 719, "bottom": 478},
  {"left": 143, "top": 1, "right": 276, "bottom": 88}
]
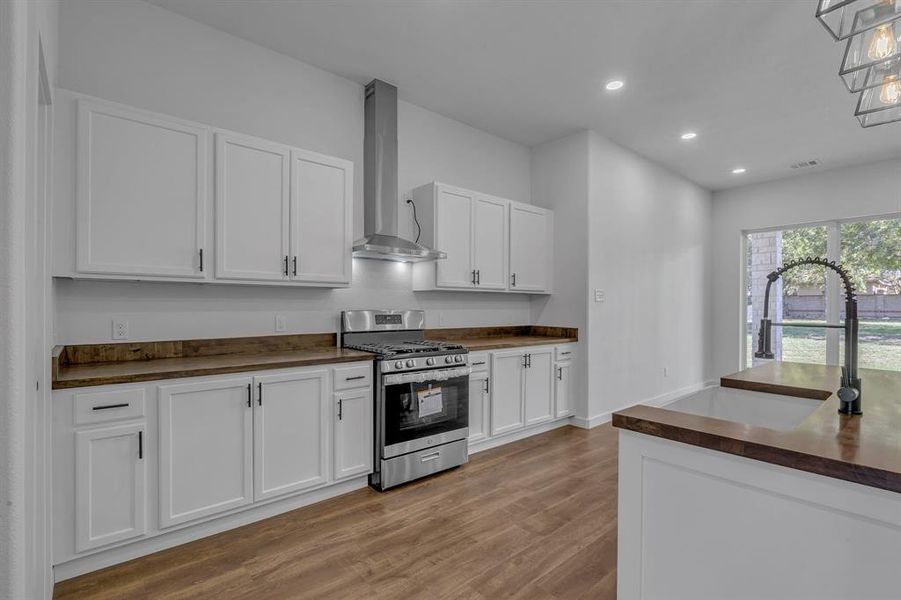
[{"left": 383, "top": 366, "right": 472, "bottom": 385}]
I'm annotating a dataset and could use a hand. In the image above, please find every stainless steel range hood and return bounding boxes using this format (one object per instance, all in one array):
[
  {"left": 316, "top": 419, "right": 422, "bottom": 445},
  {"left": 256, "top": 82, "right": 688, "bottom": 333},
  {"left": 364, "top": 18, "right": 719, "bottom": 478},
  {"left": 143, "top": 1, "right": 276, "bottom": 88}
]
[{"left": 352, "top": 79, "right": 446, "bottom": 263}]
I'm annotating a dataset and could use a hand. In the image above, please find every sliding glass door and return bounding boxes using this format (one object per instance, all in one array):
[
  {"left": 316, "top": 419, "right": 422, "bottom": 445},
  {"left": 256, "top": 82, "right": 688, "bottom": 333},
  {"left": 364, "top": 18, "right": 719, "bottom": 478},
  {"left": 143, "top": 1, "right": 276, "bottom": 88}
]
[{"left": 745, "top": 215, "right": 900, "bottom": 372}]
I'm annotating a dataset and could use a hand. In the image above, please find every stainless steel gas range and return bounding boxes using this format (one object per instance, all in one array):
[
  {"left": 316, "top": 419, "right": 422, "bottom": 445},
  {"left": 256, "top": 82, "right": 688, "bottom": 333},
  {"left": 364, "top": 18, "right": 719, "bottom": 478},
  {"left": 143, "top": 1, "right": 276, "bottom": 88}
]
[{"left": 341, "top": 310, "right": 470, "bottom": 491}]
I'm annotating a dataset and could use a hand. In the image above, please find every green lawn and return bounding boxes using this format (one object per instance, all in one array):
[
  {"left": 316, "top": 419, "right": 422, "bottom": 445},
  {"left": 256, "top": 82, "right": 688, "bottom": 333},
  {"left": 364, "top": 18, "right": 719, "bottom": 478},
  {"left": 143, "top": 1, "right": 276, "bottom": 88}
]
[{"left": 747, "top": 320, "right": 901, "bottom": 371}]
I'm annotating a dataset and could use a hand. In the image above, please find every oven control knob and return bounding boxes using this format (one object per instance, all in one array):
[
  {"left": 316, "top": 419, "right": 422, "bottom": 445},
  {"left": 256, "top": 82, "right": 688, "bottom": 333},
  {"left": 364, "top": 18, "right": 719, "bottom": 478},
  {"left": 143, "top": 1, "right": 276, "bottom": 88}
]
[
  {"left": 406, "top": 359, "right": 415, "bottom": 368},
  {"left": 394, "top": 361, "right": 404, "bottom": 370},
  {"left": 445, "top": 356, "right": 453, "bottom": 364},
  {"left": 454, "top": 355, "right": 463, "bottom": 363},
  {"left": 426, "top": 357, "right": 436, "bottom": 366}
]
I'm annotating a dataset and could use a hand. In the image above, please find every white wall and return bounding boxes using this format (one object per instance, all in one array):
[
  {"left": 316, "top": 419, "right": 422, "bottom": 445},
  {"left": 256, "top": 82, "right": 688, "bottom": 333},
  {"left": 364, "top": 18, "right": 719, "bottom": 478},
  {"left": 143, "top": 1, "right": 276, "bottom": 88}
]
[
  {"left": 587, "top": 132, "right": 712, "bottom": 421},
  {"left": 530, "top": 131, "right": 590, "bottom": 418},
  {"left": 710, "top": 159, "right": 901, "bottom": 378},
  {"left": 53, "top": 0, "right": 533, "bottom": 344}
]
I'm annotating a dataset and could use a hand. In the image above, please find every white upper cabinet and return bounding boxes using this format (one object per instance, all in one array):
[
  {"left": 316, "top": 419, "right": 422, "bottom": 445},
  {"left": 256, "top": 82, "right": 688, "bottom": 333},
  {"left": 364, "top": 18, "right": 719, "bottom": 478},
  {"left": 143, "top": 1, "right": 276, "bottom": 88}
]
[
  {"left": 472, "top": 195, "right": 508, "bottom": 290},
  {"left": 509, "top": 203, "right": 553, "bottom": 293},
  {"left": 412, "top": 182, "right": 548, "bottom": 294},
  {"left": 76, "top": 99, "right": 208, "bottom": 279},
  {"left": 290, "top": 149, "right": 353, "bottom": 284},
  {"left": 435, "top": 186, "right": 475, "bottom": 288},
  {"left": 215, "top": 133, "right": 290, "bottom": 282},
  {"left": 64, "top": 93, "right": 353, "bottom": 287}
]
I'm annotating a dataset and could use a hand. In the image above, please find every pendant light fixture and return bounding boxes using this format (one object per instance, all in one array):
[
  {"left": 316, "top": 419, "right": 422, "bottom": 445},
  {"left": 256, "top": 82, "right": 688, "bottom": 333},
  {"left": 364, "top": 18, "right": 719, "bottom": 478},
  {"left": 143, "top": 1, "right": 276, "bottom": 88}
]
[{"left": 816, "top": 0, "right": 901, "bottom": 127}]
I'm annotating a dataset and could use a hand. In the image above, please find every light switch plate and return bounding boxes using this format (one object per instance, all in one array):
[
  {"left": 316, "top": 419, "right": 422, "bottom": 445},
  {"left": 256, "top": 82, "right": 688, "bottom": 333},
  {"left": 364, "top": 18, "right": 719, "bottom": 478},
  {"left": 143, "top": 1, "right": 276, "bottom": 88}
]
[
  {"left": 594, "top": 289, "right": 606, "bottom": 303},
  {"left": 274, "top": 315, "right": 287, "bottom": 333},
  {"left": 111, "top": 318, "right": 129, "bottom": 340}
]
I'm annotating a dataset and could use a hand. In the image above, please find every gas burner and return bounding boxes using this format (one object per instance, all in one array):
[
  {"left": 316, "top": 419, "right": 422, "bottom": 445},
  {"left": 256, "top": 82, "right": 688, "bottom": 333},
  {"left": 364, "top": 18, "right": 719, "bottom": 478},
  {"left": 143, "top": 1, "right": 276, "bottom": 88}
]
[{"left": 345, "top": 340, "right": 466, "bottom": 358}]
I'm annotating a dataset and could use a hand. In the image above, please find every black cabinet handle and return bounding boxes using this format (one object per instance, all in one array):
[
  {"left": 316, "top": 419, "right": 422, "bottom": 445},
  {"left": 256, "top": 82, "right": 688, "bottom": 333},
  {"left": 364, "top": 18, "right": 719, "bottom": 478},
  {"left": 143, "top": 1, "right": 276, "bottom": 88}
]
[
  {"left": 526, "top": 354, "right": 532, "bottom": 368},
  {"left": 512, "top": 273, "right": 516, "bottom": 287},
  {"left": 284, "top": 255, "right": 289, "bottom": 276},
  {"left": 258, "top": 382, "right": 262, "bottom": 406},
  {"left": 472, "top": 361, "right": 486, "bottom": 366},
  {"left": 92, "top": 403, "right": 129, "bottom": 411},
  {"left": 484, "top": 377, "right": 489, "bottom": 393},
  {"left": 338, "top": 398, "right": 343, "bottom": 421},
  {"left": 247, "top": 383, "right": 252, "bottom": 408},
  {"left": 557, "top": 367, "right": 563, "bottom": 380},
  {"left": 292, "top": 256, "right": 297, "bottom": 277},
  {"left": 346, "top": 375, "right": 366, "bottom": 381},
  {"left": 476, "top": 270, "right": 480, "bottom": 285},
  {"left": 199, "top": 248, "right": 204, "bottom": 272},
  {"left": 471, "top": 269, "right": 476, "bottom": 285},
  {"left": 138, "top": 430, "right": 143, "bottom": 460}
]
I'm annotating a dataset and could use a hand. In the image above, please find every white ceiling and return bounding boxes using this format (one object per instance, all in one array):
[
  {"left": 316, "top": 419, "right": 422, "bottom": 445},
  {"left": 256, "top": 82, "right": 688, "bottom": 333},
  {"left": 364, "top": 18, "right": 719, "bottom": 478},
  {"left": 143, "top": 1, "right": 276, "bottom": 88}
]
[{"left": 147, "top": 0, "right": 901, "bottom": 191}]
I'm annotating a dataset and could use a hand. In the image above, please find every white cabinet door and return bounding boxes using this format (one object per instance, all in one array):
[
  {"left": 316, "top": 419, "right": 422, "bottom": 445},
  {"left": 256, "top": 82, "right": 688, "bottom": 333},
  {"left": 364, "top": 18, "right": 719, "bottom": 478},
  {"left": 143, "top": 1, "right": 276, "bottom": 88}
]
[
  {"left": 254, "top": 369, "right": 329, "bottom": 502},
  {"left": 333, "top": 387, "right": 373, "bottom": 480},
  {"left": 468, "top": 370, "right": 490, "bottom": 443},
  {"left": 509, "top": 203, "right": 550, "bottom": 292},
  {"left": 524, "top": 349, "right": 554, "bottom": 426},
  {"left": 290, "top": 149, "right": 353, "bottom": 284},
  {"left": 490, "top": 350, "right": 524, "bottom": 436},
  {"left": 555, "top": 362, "right": 574, "bottom": 418},
  {"left": 215, "top": 133, "right": 290, "bottom": 281},
  {"left": 435, "top": 186, "right": 475, "bottom": 288},
  {"left": 76, "top": 100, "right": 207, "bottom": 279},
  {"left": 74, "top": 423, "right": 146, "bottom": 552},
  {"left": 473, "top": 195, "right": 507, "bottom": 290},
  {"left": 159, "top": 377, "right": 253, "bottom": 528}
]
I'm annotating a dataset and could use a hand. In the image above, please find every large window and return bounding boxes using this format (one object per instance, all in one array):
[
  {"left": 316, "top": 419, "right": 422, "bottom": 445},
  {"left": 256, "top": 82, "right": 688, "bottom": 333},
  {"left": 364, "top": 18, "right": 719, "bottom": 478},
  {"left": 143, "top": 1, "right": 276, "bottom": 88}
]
[{"left": 745, "top": 215, "right": 901, "bottom": 371}]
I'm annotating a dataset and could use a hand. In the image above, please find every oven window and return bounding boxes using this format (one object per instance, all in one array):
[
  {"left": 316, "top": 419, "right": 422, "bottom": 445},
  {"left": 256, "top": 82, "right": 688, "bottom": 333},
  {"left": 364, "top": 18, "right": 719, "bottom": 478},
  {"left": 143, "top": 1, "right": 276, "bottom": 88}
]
[{"left": 383, "top": 375, "right": 468, "bottom": 448}]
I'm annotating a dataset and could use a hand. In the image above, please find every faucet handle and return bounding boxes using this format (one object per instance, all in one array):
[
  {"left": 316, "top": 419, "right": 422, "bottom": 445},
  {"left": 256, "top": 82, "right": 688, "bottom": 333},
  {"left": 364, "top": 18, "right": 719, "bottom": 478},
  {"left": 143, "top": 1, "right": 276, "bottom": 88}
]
[{"left": 837, "top": 386, "right": 859, "bottom": 405}]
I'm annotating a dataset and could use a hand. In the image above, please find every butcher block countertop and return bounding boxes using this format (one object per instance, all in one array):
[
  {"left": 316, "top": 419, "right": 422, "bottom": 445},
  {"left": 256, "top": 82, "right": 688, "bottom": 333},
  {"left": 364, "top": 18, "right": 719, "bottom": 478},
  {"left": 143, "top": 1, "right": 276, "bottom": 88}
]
[
  {"left": 613, "top": 361, "right": 901, "bottom": 494},
  {"left": 52, "top": 326, "right": 578, "bottom": 390},
  {"left": 425, "top": 325, "right": 578, "bottom": 351},
  {"left": 52, "top": 334, "right": 374, "bottom": 390}
]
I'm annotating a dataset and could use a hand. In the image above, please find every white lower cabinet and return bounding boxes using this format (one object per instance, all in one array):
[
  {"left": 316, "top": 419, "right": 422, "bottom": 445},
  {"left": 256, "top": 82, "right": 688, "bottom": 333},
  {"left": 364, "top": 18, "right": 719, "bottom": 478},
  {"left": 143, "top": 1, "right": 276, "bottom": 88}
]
[
  {"left": 158, "top": 377, "right": 254, "bottom": 528},
  {"left": 74, "top": 423, "right": 146, "bottom": 552},
  {"left": 490, "top": 350, "right": 525, "bottom": 436},
  {"left": 253, "top": 369, "right": 329, "bottom": 502},
  {"left": 333, "top": 387, "right": 373, "bottom": 480},
  {"left": 468, "top": 369, "right": 490, "bottom": 443},
  {"left": 523, "top": 349, "right": 554, "bottom": 426},
  {"left": 554, "top": 361, "right": 574, "bottom": 418}
]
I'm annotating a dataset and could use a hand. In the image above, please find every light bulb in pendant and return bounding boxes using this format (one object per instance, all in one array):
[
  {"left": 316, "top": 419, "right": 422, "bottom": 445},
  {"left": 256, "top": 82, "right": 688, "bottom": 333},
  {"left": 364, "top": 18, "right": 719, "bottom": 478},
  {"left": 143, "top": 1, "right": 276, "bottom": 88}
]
[
  {"left": 868, "top": 23, "right": 897, "bottom": 61},
  {"left": 880, "top": 74, "right": 901, "bottom": 104}
]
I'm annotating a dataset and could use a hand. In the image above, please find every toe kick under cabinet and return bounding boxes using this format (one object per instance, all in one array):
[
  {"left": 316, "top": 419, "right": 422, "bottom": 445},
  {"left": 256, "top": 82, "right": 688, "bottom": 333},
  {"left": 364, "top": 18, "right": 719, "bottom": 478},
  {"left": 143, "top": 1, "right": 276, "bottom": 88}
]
[{"left": 52, "top": 361, "right": 373, "bottom": 578}]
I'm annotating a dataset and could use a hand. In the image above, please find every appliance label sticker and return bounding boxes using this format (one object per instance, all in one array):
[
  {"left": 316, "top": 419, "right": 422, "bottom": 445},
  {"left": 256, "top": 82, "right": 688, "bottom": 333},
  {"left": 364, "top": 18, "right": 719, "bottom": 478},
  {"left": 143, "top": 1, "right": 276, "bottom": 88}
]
[{"left": 418, "top": 387, "right": 443, "bottom": 418}]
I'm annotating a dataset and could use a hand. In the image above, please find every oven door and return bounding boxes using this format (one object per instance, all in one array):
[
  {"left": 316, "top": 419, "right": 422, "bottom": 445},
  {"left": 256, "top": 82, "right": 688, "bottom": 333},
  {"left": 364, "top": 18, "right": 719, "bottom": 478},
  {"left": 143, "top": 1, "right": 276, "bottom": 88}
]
[{"left": 381, "top": 366, "right": 470, "bottom": 458}]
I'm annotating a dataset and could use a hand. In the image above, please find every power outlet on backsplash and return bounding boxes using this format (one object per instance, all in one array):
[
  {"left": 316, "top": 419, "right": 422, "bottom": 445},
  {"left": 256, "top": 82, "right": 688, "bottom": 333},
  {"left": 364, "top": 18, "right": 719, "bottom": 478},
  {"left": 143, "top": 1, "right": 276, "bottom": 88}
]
[
  {"left": 275, "top": 315, "right": 287, "bottom": 333},
  {"left": 111, "top": 318, "right": 129, "bottom": 340}
]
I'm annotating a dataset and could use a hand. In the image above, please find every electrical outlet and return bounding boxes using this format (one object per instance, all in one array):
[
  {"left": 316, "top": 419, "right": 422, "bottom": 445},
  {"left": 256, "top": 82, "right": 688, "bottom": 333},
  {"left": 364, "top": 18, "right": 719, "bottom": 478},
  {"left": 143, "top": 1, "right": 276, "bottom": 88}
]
[
  {"left": 594, "top": 289, "right": 606, "bottom": 303},
  {"left": 111, "top": 318, "right": 129, "bottom": 340},
  {"left": 274, "top": 315, "right": 287, "bottom": 333}
]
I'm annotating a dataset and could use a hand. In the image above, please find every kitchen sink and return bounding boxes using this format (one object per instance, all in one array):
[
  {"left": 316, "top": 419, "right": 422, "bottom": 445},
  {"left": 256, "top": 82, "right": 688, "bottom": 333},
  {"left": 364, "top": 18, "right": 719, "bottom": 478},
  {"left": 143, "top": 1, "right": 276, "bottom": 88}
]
[{"left": 663, "top": 386, "right": 823, "bottom": 432}]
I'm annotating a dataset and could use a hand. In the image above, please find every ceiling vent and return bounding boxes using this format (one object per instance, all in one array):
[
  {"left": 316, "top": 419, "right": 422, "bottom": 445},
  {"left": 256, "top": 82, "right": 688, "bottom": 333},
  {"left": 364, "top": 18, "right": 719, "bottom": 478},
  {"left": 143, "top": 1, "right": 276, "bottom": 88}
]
[{"left": 789, "top": 159, "right": 821, "bottom": 170}]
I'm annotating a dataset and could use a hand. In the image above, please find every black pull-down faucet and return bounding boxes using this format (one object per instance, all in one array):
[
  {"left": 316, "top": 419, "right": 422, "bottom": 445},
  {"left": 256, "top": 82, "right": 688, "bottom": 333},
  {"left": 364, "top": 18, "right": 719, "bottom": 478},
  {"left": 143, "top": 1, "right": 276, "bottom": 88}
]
[{"left": 754, "top": 257, "right": 862, "bottom": 416}]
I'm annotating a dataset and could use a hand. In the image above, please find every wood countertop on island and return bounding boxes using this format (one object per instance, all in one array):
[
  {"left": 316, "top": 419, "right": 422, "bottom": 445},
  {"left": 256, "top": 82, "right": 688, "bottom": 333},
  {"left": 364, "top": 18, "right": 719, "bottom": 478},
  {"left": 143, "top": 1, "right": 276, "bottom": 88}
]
[{"left": 613, "top": 361, "right": 901, "bottom": 494}]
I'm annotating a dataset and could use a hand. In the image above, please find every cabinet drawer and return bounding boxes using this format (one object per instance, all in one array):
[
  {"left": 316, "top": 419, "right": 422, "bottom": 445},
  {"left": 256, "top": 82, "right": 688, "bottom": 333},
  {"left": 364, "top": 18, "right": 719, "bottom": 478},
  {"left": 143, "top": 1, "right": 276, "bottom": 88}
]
[
  {"left": 74, "top": 387, "right": 146, "bottom": 426},
  {"left": 469, "top": 352, "right": 489, "bottom": 372},
  {"left": 555, "top": 345, "right": 576, "bottom": 362},
  {"left": 333, "top": 364, "right": 373, "bottom": 391}
]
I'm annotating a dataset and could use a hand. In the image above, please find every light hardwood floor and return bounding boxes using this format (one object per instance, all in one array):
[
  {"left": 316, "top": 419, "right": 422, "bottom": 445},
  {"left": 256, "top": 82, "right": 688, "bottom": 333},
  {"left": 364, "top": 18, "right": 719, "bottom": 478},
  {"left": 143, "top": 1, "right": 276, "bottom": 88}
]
[{"left": 54, "top": 424, "right": 619, "bottom": 599}]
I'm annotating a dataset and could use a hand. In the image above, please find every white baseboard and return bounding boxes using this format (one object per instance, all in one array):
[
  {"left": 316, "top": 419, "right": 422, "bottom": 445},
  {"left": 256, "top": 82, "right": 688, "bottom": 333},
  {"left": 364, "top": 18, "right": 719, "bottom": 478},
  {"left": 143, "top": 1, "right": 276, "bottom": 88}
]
[
  {"left": 571, "top": 380, "right": 717, "bottom": 430},
  {"left": 53, "top": 476, "right": 368, "bottom": 582},
  {"left": 468, "top": 418, "right": 572, "bottom": 454}
]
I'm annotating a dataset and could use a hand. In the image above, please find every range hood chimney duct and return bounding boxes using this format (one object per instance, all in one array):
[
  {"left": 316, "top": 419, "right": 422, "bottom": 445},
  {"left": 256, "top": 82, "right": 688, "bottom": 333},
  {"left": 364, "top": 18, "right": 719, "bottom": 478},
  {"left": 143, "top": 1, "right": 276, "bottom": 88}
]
[{"left": 352, "top": 79, "right": 446, "bottom": 262}]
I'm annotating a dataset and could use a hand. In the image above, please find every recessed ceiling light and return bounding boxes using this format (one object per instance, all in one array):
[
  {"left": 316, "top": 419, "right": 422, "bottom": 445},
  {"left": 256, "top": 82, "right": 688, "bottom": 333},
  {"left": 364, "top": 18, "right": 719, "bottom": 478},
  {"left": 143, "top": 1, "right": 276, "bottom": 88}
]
[
  {"left": 680, "top": 132, "right": 697, "bottom": 140},
  {"left": 732, "top": 167, "right": 747, "bottom": 174},
  {"left": 605, "top": 80, "right": 624, "bottom": 91}
]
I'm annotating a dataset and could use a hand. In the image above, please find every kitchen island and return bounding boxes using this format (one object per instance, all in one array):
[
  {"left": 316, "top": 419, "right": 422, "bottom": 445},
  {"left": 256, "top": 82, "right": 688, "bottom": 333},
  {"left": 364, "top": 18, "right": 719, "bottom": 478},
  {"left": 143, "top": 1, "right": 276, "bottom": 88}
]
[{"left": 612, "top": 362, "right": 901, "bottom": 600}]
